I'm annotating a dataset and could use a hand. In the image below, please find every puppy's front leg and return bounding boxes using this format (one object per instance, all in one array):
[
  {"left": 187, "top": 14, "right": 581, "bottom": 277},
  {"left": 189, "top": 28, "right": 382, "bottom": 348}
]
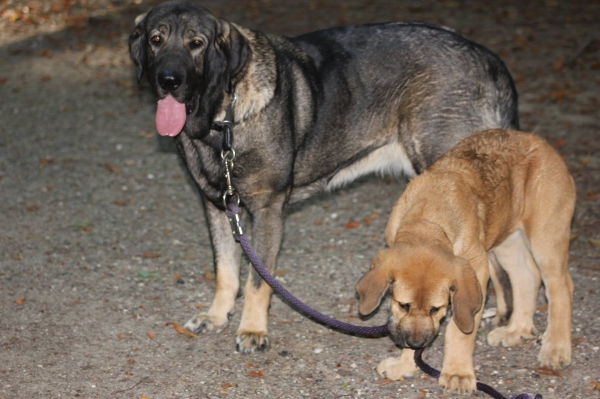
[
  {"left": 376, "top": 348, "right": 420, "bottom": 380},
  {"left": 236, "top": 200, "right": 285, "bottom": 353},
  {"left": 184, "top": 198, "right": 242, "bottom": 334},
  {"left": 439, "top": 320, "right": 478, "bottom": 394}
]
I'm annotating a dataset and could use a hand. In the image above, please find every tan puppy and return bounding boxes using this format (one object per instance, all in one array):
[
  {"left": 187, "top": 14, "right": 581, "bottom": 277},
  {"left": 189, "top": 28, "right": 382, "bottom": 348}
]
[{"left": 356, "top": 129, "right": 575, "bottom": 394}]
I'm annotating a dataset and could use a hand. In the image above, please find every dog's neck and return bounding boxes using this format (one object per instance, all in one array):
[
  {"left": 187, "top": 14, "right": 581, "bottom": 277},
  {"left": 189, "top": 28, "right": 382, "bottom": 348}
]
[{"left": 393, "top": 219, "right": 454, "bottom": 252}]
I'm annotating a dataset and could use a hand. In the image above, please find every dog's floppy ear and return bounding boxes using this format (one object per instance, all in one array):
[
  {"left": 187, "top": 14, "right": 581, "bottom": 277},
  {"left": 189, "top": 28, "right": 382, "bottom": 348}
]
[
  {"left": 356, "top": 250, "right": 391, "bottom": 315},
  {"left": 218, "top": 23, "right": 250, "bottom": 94},
  {"left": 129, "top": 13, "right": 148, "bottom": 83},
  {"left": 450, "top": 258, "right": 483, "bottom": 334}
]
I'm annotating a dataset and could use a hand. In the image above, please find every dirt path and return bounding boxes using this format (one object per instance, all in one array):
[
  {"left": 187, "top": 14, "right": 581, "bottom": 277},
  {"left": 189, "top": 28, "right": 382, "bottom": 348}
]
[{"left": 1, "top": 1, "right": 599, "bottom": 398}]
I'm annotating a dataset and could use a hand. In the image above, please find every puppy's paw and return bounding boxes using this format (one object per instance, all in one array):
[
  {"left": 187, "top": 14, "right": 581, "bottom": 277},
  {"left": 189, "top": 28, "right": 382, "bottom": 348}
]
[
  {"left": 375, "top": 357, "right": 419, "bottom": 380},
  {"left": 184, "top": 313, "right": 229, "bottom": 334},
  {"left": 487, "top": 325, "right": 537, "bottom": 347},
  {"left": 235, "top": 331, "right": 270, "bottom": 354},
  {"left": 439, "top": 370, "right": 477, "bottom": 395},
  {"left": 538, "top": 337, "right": 571, "bottom": 370}
]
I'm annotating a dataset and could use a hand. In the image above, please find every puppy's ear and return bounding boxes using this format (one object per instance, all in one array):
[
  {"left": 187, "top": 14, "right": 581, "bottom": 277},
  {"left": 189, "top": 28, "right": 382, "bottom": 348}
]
[
  {"left": 219, "top": 23, "right": 250, "bottom": 94},
  {"left": 129, "top": 13, "right": 147, "bottom": 83},
  {"left": 356, "top": 250, "right": 391, "bottom": 315},
  {"left": 450, "top": 258, "right": 483, "bottom": 334}
]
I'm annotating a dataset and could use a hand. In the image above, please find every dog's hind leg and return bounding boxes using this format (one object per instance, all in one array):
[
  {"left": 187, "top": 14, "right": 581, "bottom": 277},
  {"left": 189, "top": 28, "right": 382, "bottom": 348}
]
[
  {"left": 487, "top": 230, "right": 541, "bottom": 347},
  {"left": 524, "top": 156, "right": 575, "bottom": 369},
  {"left": 488, "top": 252, "right": 512, "bottom": 328},
  {"left": 235, "top": 200, "right": 286, "bottom": 353},
  {"left": 184, "top": 199, "right": 242, "bottom": 334}
]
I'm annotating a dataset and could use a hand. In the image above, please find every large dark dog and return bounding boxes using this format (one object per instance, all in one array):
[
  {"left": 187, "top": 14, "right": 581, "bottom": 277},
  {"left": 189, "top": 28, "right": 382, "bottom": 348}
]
[{"left": 129, "top": 2, "right": 518, "bottom": 355}]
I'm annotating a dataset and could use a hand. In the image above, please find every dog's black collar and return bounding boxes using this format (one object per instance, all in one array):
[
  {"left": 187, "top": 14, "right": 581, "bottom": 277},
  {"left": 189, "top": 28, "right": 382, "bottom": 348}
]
[{"left": 211, "top": 93, "right": 236, "bottom": 152}]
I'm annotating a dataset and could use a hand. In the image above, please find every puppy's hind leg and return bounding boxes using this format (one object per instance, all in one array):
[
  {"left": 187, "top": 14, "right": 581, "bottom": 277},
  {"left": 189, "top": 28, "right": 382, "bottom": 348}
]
[
  {"left": 184, "top": 199, "right": 242, "bottom": 334},
  {"left": 488, "top": 252, "right": 512, "bottom": 328},
  {"left": 487, "top": 230, "right": 541, "bottom": 347},
  {"left": 525, "top": 161, "right": 575, "bottom": 369},
  {"left": 236, "top": 201, "right": 286, "bottom": 353}
]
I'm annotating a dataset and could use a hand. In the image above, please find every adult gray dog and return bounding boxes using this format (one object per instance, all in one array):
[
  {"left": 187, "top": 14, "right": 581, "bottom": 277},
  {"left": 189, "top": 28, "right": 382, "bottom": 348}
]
[{"left": 129, "top": 2, "right": 518, "bottom": 356}]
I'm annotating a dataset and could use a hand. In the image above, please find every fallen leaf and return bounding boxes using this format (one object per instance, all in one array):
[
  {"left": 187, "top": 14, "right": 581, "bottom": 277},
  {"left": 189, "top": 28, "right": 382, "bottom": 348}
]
[
  {"left": 194, "top": 303, "right": 207, "bottom": 309},
  {"left": 165, "top": 321, "right": 198, "bottom": 338},
  {"left": 39, "top": 158, "right": 54, "bottom": 168},
  {"left": 248, "top": 370, "right": 265, "bottom": 378},
  {"left": 274, "top": 270, "right": 285, "bottom": 277},
  {"left": 81, "top": 227, "right": 93, "bottom": 232},
  {"left": 378, "top": 378, "right": 398, "bottom": 386},
  {"left": 221, "top": 382, "right": 233, "bottom": 390},
  {"left": 127, "top": 359, "right": 136, "bottom": 365},
  {"left": 344, "top": 221, "right": 360, "bottom": 229},
  {"left": 40, "top": 75, "right": 52, "bottom": 82},
  {"left": 141, "top": 252, "right": 161, "bottom": 259},
  {"left": 245, "top": 360, "right": 256, "bottom": 368},
  {"left": 579, "top": 158, "right": 592, "bottom": 165},
  {"left": 534, "top": 366, "right": 563, "bottom": 377},
  {"left": 589, "top": 238, "right": 600, "bottom": 247},
  {"left": 10, "top": 254, "right": 22, "bottom": 260},
  {"left": 118, "top": 333, "right": 127, "bottom": 339},
  {"left": 552, "top": 58, "right": 565, "bottom": 71},
  {"left": 0, "top": 78, "right": 7, "bottom": 84},
  {"left": 40, "top": 49, "right": 53, "bottom": 57},
  {"left": 204, "top": 270, "right": 215, "bottom": 280},
  {"left": 25, "top": 205, "right": 39, "bottom": 212},
  {"left": 580, "top": 266, "right": 600, "bottom": 271},
  {"left": 172, "top": 273, "right": 181, "bottom": 281},
  {"left": 570, "top": 234, "right": 580, "bottom": 242},
  {"left": 113, "top": 199, "right": 127, "bottom": 206},
  {"left": 362, "top": 213, "right": 380, "bottom": 225},
  {"left": 137, "top": 270, "right": 161, "bottom": 278},
  {"left": 103, "top": 163, "right": 121, "bottom": 174},
  {"left": 141, "top": 396, "right": 149, "bottom": 399},
  {"left": 592, "top": 381, "right": 600, "bottom": 391},
  {"left": 15, "top": 298, "right": 26, "bottom": 304},
  {"left": 551, "top": 138, "right": 567, "bottom": 149},
  {"left": 147, "top": 332, "right": 155, "bottom": 339}
]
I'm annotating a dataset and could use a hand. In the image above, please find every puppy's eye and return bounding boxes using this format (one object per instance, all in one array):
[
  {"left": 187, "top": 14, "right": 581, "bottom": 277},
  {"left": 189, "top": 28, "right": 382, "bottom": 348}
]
[
  {"left": 151, "top": 35, "right": 161, "bottom": 44},
  {"left": 399, "top": 303, "right": 410, "bottom": 312},
  {"left": 430, "top": 306, "right": 440, "bottom": 315},
  {"left": 190, "top": 39, "right": 204, "bottom": 49}
]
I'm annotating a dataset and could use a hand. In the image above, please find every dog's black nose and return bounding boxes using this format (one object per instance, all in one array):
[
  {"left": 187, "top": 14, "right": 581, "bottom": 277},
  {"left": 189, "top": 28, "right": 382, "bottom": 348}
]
[
  {"left": 157, "top": 70, "right": 182, "bottom": 91},
  {"left": 405, "top": 337, "right": 426, "bottom": 349}
]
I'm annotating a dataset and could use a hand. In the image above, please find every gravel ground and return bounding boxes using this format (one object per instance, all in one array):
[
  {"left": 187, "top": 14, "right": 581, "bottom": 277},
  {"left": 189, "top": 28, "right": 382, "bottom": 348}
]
[{"left": 0, "top": 0, "right": 599, "bottom": 398}]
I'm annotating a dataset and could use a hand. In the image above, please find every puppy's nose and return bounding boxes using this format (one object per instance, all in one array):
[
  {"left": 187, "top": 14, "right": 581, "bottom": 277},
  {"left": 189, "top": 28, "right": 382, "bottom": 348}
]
[
  {"left": 158, "top": 70, "right": 182, "bottom": 91},
  {"left": 405, "top": 337, "right": 426, "bottom": 349}
]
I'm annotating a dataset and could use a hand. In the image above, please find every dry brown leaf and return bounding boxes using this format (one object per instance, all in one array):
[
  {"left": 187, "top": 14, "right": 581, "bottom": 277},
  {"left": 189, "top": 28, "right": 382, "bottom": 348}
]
[
  {"left": 552, "top": 139, "right": 567, "bottom": 149},
  {"left": 194, "top": 303, "right": 207, "bottom": 309},
  {"left": 248, "top": 370, "right": 265, "bottom": 378},
  {"left": 118, "top": 333, "right": 127, "bottom": 340},
  {"left": 378, "top": 378, "right": 398, "bottom": 386},
  {"left": 165, "top": 321, "right": 198, "bottom": 338},
  {"left": 245, "top": 360, "right": 256, "bottom": 368},
  {"left": 204, "top": 270, "right": 215, "bottom": 280},
  {"left": 141, "top": 252, "right": 161, "bottom": 259},
  {"left": 344, "top": 221, "right": 360, "bottom": 229},
  {"left": 141, "top": 396, "right": 149, "bottom": 399},
  {"left": 172, "top": 273, "right": 181, "bottom": 281},
  {"left": 25, "top": 205, "right": 39, "bottom": 212},
  {"left": 534, "top": 366, "right": 563, "bottom": 377},
  {"left": 147, "top": 332, "right": 155, "bottom": 340},
  {"left": 581, "top": 266, "right": 600, "bottom": 271},
  {"left": 114, "top": 199, "right": 127, "bottom": 206},
  {"left": 103, "top": 163, "right": 121, "bottom": 174},
  {"left": 39, "top": 158, "right": 54, "bottom": 168},
  {"left": 591, "top": 381, "right": 600, "bottom": 391},
  {"left": 589, "top": 238, "right": 600, "bottom": 247},
  {"left": 15, "top": 298, "right": 26, "bottom": 304},
  {"left": 362, "top": 213, "right": 380, "bottom": 225},
  {"left": 10, "top": 254, "right": 22, "bottom": 260}
]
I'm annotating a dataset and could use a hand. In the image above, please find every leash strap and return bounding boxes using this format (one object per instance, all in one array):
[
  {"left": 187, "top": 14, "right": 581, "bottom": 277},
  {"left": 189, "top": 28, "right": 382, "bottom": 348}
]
[{"left": 225, "top": 202, "right": 388, "bottom": 336}]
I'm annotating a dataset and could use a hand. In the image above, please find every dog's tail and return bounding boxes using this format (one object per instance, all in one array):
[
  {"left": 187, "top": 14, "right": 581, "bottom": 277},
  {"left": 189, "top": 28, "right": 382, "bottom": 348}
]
[{"left": 485, "top": 51, "right": 520, "bottom": 131}]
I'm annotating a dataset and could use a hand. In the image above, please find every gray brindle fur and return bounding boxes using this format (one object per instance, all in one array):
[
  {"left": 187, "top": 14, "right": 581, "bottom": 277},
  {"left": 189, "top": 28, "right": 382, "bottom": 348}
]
[{"left": 129, "top": 2, "right": 518, "bottom": 353}]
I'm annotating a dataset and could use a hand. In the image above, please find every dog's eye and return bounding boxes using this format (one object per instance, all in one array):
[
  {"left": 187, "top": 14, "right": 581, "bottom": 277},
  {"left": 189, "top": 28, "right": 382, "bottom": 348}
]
[
  {"left": 151, "top": 35, "right": 161, "bottom": 44},
  {"left": 430, "top": 306, "right": 440, "bottom": 315},
  {"left": 190, "top": 39, "right": 204, "bottom": 49},
  {"left": 399, "top": 303, "right": 410, "bottom": 312}
]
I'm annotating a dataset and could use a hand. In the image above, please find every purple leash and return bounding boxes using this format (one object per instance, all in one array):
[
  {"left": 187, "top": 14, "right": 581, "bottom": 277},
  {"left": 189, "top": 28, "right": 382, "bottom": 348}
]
[{"left": 225, "top": 202, "right": 541, "bottom": 399}]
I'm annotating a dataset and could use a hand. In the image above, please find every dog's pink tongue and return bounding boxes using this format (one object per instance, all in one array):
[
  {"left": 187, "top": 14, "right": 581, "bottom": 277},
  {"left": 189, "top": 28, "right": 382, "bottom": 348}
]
[{"left": 156, "top": 95, "right": 186, "bottom": 137}]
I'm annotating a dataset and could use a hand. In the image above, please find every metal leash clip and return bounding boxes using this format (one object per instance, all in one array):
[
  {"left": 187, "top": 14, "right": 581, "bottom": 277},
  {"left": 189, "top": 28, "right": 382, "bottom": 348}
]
[{"left": 221, "top": 149, "right": 243, "bottom": 240}]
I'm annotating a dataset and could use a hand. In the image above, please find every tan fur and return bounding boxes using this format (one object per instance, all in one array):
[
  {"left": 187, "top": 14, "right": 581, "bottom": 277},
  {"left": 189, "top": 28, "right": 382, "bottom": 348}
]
[{"left": 356, "top": 129, "right": 575, "bottom": 394}]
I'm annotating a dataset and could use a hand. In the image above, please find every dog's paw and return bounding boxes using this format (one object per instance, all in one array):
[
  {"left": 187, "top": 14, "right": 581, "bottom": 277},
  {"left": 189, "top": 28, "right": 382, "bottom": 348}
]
[
  {"left": 184, "top": 313, "right": 229, "bottom": 334},
  {"left": 235, "top": 331, "right": 270, "bottom": 354},
  {"left": 487, "top": 325, "right": 537, "bottom": 347},
  {"left": 375, "top": 357, "right": 419, "bottom": 380},
  {"left": 439, "top": 370, "right": 477, "bottom": 394},
  {"left": 538, "top": 337, "right": 571, "bottom": 370}
]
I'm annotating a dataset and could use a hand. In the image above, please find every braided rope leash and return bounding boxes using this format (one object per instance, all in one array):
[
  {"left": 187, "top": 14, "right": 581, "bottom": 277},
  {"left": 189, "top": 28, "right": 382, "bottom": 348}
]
[
  {"left": 225, "top": 191, "right": 542, "bottom": 399},
  {"left": 413, "top": 349, "right": 542, "bottom": 399}
]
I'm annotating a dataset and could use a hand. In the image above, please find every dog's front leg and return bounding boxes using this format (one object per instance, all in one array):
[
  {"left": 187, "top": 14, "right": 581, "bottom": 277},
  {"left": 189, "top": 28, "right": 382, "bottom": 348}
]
[
  {"left": 235, "top": 200, "right": 285, "bottom": 353},
  {"left": 184, "top": 198, "right": 242, "bottom": 334}
]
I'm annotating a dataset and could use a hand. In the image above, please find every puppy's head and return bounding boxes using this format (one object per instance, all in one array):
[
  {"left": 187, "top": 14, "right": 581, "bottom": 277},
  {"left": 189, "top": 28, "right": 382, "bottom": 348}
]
[
  {"left": 356, "top": 244, "right": 482, "bottom": 348},
  {"left": 129, "top": 2, "right": 249, "bottom": 137}
]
